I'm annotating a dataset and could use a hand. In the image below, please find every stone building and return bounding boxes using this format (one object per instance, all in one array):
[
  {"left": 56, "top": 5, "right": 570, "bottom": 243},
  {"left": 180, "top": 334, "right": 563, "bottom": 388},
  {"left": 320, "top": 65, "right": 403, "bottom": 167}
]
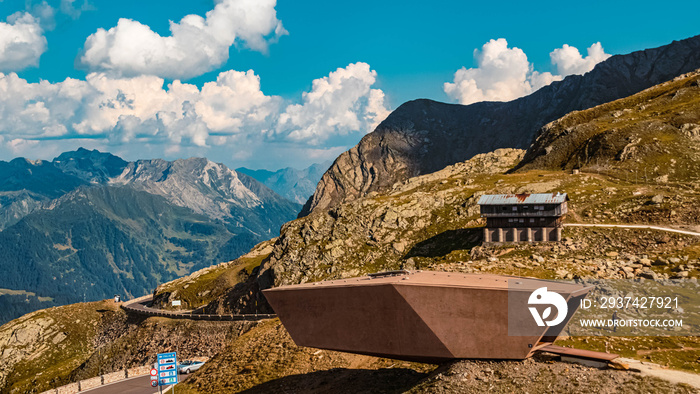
[{"left": 477, "top": 193, "right": 569, "bottom": 243}]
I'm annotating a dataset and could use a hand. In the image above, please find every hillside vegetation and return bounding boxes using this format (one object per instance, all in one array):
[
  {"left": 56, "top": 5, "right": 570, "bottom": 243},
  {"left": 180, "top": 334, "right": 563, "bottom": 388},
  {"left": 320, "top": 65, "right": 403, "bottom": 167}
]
[{"left": 151, "top": 239, "right": 275, "bottom": 311}]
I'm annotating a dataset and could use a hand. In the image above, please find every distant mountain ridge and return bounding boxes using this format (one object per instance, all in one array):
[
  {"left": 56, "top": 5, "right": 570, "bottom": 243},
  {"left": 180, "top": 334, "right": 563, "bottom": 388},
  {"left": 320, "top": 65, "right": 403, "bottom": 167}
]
[
  {"left": 300, "top": 34, "right": 700, "bottom": 217},
  {"left": 0, "top": 148, "right": 300, "bottom": 324},
  {"left": 237, "top": 161, "right": 331, "bottom": 204}
]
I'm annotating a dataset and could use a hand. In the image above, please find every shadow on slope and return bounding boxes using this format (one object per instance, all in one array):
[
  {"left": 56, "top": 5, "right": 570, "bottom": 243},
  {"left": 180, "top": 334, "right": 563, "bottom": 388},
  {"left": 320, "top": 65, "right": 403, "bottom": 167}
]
[
  {"left": 239, "top": 367, "right": 428, "bottom": 394},
  {"left": 405, "top": 228, "right": 482, "bottom": 259}
]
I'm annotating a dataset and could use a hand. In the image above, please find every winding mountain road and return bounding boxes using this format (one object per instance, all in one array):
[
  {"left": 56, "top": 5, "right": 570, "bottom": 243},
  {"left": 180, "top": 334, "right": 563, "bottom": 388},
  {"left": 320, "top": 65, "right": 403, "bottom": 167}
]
[
  {"left": 121, "top": 295, "right": 275, "bottom": 321},
  {"left": 563, "top": 223, "right": 700, "bottom": 237}
]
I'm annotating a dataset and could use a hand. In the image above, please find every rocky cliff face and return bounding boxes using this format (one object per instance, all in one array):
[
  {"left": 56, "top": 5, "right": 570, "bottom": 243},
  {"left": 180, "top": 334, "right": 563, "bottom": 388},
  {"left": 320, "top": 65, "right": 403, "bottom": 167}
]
[
  {"left": 300, "top": 34, "right": 700, "bottom": 217},
  {"left": 258, "top": 149, "right": 526, "bottom": 290}
]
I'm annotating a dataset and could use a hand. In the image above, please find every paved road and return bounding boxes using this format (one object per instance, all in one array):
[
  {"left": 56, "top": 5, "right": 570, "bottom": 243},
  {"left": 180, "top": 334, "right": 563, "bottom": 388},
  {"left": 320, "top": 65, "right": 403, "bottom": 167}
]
[
  {"left": 563, "top": 223, "right": 700, "bottom": 237},
  {"left": 83, "top": 374, "right": 192, "bottom": 394},
  {"left": 122, "top": 295, "right": 276, "bottom": 321},
  {"left": 82, "top": 375, "right": 160, "bottom": 394}
]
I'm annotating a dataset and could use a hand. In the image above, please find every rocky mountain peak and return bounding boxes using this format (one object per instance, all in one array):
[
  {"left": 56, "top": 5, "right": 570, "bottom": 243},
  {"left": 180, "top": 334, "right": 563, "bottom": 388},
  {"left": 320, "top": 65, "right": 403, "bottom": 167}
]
[
  {"left": 300, "top": 34, "right": 700, "bottom": 217},
  {"left": 53, "top": 147, "right": 128, "bottom": 183},
  {"left": 111, "top": 157, "right": 267, "bottom": 220}
]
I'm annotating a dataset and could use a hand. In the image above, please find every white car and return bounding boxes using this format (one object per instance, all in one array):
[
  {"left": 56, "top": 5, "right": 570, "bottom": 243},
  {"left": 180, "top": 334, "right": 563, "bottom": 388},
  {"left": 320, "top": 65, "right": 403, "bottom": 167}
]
[{"left": 178, "top": 360, "right": 204, "bottom": 374}]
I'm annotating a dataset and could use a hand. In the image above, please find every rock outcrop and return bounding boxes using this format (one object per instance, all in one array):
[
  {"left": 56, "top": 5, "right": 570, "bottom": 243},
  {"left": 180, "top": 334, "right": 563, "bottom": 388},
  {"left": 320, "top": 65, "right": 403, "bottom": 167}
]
[{"left": 300, "top": 34, "right": 700, "bottom": 216}]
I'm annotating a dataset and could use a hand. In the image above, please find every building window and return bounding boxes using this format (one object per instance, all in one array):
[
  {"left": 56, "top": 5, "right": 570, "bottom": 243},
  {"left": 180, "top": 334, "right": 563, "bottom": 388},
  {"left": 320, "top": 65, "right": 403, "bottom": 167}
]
[
  {"left": 530, "top": 218, "right": 535, "bottom": 223},
  {"left": 512, "top": 206, "right": 518, "bottom": 211},
  {"left": 508, "top": 218, "right": 513, "bottom": 223},
  {"left": 523, "top": 205, "right": 528, "bottom": 210},
  {"left": 540, "top": 218, "right": 545, "bottom": 222},
  {"left": 502, "top": 206, "right": 508, "bottom": 211},
  {"left": 519, "top": 218, "right": 524, "bottom": 223}
]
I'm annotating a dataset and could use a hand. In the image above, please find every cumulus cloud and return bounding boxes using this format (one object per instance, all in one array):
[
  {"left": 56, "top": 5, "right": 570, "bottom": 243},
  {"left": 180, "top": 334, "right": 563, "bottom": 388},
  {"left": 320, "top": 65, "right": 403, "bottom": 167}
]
[
  {"left": 275, "top": 62, "right": 390, "bottom": 144},
  {"left": 78, "top": 0, "right": 287, "bottom": 79},
  {"left": 0, "top": 62, "right": 389, "bottom": 168},
  {"left": 60, "top": 0, "right": 94, "bottom": 19},
  {"left": 444, "top": 39, "right": 610, "bottom": 105},
  {"left": 0, "top": 70, "right": 279, "bottom": 148},
  {"left": 550, "top": 42, "right": 611, "bottom": 76},
  {"left": 0, "top": 12, "right": 47, "bottom": 71}
]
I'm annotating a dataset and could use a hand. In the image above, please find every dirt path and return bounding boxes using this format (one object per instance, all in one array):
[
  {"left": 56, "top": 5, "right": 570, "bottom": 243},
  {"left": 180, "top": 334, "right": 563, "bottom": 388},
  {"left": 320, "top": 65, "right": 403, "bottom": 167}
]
[
  {"left": 564, "top": 223, "right": 700, "bottom": 237},
  {"left": 618, "top": 357, "right": 700, "bottom": 390}
]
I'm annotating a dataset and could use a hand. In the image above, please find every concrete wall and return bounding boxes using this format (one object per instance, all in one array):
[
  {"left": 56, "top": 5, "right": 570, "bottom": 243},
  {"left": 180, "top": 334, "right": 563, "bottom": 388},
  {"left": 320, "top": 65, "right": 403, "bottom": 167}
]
[
  {"left": 127, "top": 365, "right": 151, "bottom": 377},
  {"left": 55, "top": 382, "right": 79, "bottom": 394},
  {"left": 102, "top": 370, "right": 126, "bottom": 384},
  {"left": 78, "top": 376, "right": 102, "bottom": 391}
]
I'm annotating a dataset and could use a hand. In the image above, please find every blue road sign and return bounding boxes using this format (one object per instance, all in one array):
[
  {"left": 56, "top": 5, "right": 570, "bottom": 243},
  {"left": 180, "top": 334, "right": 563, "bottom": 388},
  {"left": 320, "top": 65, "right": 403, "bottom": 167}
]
[{"left": 157, "top": 352, "right": 179, "bottom": 385}]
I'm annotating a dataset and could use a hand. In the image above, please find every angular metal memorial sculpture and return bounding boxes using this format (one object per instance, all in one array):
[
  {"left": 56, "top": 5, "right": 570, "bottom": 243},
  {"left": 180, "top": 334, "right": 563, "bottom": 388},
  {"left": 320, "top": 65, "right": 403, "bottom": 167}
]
[{"left": 263, "top": 270, "right": 592, "bottom": 363}]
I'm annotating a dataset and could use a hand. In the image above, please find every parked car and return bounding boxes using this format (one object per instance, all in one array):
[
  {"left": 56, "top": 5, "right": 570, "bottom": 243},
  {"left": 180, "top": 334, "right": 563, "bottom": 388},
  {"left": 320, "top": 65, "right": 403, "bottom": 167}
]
[{"left": 178, "top": 360, "right": 205, "bottom": 374}]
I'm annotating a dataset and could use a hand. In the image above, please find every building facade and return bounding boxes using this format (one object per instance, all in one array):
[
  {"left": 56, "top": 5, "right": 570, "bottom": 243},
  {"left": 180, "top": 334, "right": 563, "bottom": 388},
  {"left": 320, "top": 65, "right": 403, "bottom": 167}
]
[{"left": 477, "top": 193, "right": 569, "bottom": 243}]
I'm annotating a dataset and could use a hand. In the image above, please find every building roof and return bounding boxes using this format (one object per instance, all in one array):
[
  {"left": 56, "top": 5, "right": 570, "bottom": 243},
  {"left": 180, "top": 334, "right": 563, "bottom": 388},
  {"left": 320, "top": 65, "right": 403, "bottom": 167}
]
[{"left": 477, "top": 193, "right": 569, "bottom": 205}]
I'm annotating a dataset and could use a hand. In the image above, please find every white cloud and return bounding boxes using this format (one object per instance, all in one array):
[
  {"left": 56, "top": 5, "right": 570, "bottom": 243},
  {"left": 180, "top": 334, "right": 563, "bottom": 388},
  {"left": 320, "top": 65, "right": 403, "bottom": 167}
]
[
  {"left": 444, "top": 39, "right": 534, "bottom": 105},
  {"left": 550, "top": 42, "right": 611, "bottom": 76},
  {"left": 0, "top": 12, "right": 47, "bottom": 71},
  {"left": 0, "top": 70, "right": 278, "bottom": 148},
  {"left": 0, "top": 61, "right": 389, "bottom": 168},
  {"left": 25, "top": 1, "right": 56, "bottom": 30},
  {"left": 78, "top": 0, "right": 287, "bottom": 79},
  {"left": 444, "top": 39, "right": 610, "bottom": 105},
  {"left": 60, "top": 0, "right": 94, "bottom": 19},
  {"left": 196, "top": 70, "right": 277, "bottom": 132},
  {"left": 275, "top": 62, "right": 390, "bottom": 144},
  {"left": 8, "top": 138, "right": 39, "bottom": 152},
  {"left": 0, "top": 0, "right": 94, "bottom": 72}
]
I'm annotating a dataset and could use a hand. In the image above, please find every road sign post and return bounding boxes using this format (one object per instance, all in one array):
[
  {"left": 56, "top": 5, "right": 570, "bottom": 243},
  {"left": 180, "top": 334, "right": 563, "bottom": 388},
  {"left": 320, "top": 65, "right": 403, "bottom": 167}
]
[
  {"left": 157, "top": 352, "right": 179, "bottom": 392},
  {"left": 150, "top": 367, "right": 159, "bottom": 391}
]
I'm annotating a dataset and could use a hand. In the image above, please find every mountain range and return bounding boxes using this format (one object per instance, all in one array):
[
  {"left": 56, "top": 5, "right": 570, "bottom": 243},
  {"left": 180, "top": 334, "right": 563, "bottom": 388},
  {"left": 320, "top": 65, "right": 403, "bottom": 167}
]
[
  {"left": 300, "top": 34, "right": 700, "bottom": 217},
  {"left": 237, "top": 161, "right": 331, "bottom": 204},
  {"left": 0, "top": 148, "right": 300, "bottom": 324}
]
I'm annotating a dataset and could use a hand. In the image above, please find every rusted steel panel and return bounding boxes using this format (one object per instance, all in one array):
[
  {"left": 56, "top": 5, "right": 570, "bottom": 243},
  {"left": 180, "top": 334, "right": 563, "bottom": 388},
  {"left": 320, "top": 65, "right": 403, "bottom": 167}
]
[
  {"left": 264, "top": 271, "right": 591, "bottom": 363},
  {"left": 540, "top": 344, "right": 619, "bottom": 361}
]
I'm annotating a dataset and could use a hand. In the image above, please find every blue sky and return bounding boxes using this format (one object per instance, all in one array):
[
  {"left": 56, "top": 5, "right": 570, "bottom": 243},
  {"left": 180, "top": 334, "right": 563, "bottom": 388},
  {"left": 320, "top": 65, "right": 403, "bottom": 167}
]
[{"left": 0, "top": 0, "right": 698, "bottom": 170}]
